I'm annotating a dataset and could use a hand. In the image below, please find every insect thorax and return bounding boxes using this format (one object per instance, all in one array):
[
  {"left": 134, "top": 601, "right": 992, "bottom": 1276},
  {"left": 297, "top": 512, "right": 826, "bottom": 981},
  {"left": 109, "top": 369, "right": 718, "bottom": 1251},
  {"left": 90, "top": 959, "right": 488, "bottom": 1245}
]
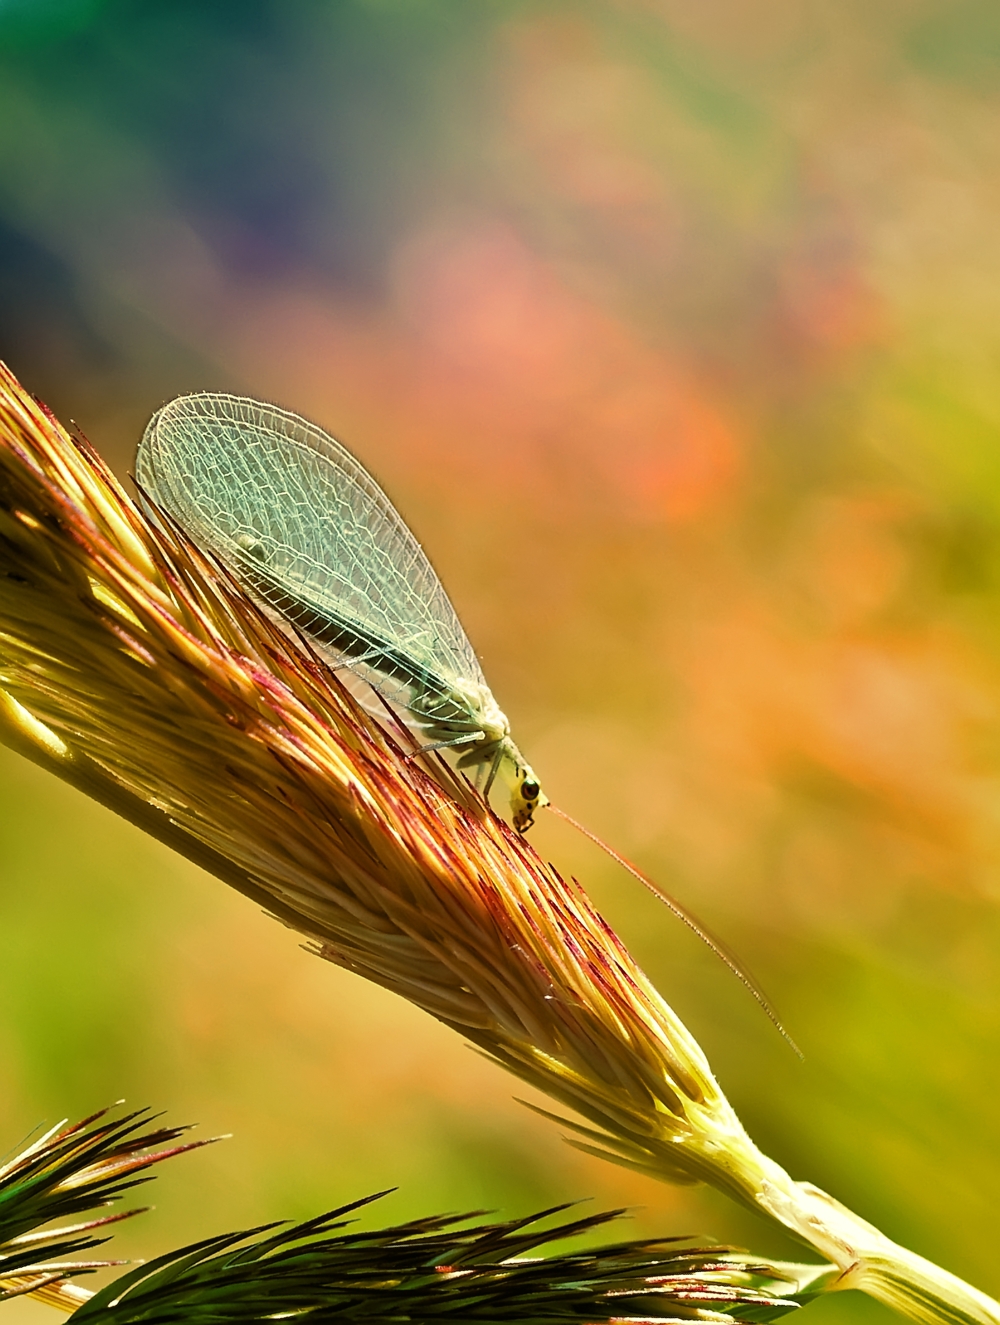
[{"left": 417, "top": 676, "right": 509, "bottom": 749}]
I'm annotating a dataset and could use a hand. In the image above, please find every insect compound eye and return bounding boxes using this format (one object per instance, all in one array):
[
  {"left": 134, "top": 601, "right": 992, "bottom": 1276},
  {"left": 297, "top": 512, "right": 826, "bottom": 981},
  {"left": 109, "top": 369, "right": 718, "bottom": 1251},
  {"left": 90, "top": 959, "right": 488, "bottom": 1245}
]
[{"left": 521, "top": 778, "right": 540, "bottom": 802}]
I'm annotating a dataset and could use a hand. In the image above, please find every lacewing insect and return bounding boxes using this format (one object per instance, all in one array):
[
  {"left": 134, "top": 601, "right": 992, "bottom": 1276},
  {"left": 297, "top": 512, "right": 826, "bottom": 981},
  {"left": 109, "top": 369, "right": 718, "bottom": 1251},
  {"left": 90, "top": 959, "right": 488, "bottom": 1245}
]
[
  {"left": 135, "top": 392, "right": 798, "bottom": 1052},
  {"left": 136, "top": 393, "right": 546, "bottom": 830}
]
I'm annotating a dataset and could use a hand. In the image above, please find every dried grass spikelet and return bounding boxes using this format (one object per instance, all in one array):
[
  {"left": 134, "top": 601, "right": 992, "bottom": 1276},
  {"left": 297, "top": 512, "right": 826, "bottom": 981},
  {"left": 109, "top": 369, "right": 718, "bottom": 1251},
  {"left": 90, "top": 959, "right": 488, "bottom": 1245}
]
[{"left": 0, "top": 362, "right": 997, "bottom": 1325}]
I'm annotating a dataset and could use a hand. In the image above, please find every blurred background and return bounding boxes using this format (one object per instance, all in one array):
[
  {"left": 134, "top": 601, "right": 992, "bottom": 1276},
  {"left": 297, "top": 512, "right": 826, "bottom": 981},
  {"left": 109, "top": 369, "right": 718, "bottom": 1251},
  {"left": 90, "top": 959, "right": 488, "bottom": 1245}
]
[{"left": 2, "top": 0, "right": 1000, "bottom": 1319}]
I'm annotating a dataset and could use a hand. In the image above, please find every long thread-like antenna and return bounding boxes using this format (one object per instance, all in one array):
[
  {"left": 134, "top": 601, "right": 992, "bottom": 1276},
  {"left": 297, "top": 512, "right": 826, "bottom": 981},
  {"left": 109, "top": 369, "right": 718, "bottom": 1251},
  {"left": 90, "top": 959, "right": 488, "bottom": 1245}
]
[{"left": 547, "top": 804, "right": 802, "bottom": 1059}]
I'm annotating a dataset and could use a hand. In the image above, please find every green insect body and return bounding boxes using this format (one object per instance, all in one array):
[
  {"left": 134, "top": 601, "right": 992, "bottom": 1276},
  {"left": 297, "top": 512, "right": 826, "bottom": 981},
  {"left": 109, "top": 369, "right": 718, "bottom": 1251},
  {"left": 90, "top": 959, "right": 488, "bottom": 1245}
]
[{"left": 135, "top": 393, "right": 546, "bottom": 831}]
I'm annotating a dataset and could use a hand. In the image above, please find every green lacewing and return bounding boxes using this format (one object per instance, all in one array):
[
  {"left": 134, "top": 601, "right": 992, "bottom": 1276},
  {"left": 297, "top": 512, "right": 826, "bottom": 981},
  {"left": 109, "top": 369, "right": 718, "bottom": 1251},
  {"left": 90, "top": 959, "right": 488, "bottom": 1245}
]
[
  {"left": 135, "top": 391, "right": 797, "bottom": 1049},
  {"left": 135, "top": 392, "right": 545, "bottom": 830}
]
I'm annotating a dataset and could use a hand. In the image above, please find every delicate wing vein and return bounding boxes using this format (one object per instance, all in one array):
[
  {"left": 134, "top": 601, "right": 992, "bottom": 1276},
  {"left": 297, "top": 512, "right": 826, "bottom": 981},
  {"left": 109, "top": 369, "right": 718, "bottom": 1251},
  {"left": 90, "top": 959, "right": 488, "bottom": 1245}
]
[{"left": 135, "top": 393, "right": 485, "bottom": 726}]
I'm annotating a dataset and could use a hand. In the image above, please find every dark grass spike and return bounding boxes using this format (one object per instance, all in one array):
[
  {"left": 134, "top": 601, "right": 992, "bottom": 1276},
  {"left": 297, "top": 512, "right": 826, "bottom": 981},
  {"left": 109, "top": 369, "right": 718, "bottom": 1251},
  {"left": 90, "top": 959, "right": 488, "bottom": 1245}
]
[
  {"left": 0, "top": 1103, "right": 220, "bottom": 1306},
  {"left": 0, "top": 1105, "right": 219, "bottom": 1245},
  {"left": 67, "top": 1193, "right": 808, "bottom": 1325}
]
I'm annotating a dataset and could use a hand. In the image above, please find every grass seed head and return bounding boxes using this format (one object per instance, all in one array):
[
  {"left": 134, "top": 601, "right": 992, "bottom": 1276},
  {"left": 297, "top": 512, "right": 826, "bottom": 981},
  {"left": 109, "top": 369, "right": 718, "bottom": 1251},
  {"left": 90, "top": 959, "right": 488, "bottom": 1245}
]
[{"left": 0, "top": 363, "right": 773, "bottom": 1201}]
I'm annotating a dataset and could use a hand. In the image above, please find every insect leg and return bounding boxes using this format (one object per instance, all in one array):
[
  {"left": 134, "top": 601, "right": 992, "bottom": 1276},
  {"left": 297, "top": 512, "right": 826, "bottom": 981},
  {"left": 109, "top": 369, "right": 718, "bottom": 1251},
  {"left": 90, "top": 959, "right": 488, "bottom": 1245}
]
[
  {"left": 408, "top": 731, "right": 486, "bottom": 758},
  {"left": 482, "top": 743, "right": 504, "bottom": 797}
]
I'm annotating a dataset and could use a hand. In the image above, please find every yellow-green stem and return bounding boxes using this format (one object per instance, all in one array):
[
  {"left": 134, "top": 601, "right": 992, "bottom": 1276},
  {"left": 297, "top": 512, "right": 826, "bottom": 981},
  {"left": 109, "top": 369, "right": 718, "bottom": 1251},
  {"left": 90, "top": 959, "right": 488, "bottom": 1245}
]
[{"left": 680, "top": 1130, "right": 1000, "bottom": 1325}]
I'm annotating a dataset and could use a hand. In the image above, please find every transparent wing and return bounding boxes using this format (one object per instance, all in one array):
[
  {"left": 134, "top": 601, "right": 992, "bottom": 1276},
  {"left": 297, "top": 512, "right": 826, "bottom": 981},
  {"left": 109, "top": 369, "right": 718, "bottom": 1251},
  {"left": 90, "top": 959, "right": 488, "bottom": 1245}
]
[{"left": 135, "top": 393, "right": 486, "bottom": 726}]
